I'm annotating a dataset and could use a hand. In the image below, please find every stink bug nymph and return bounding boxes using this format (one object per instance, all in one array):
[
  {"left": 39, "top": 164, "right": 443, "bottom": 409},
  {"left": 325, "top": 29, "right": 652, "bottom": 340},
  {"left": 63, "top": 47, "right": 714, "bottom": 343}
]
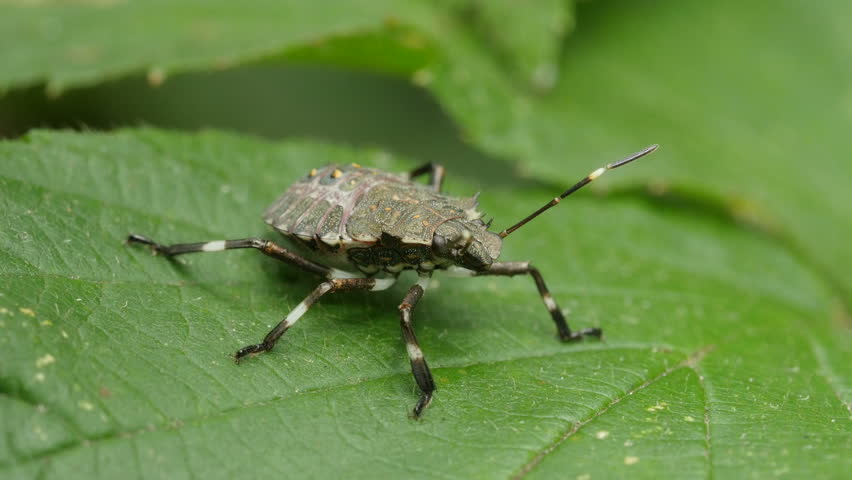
[{"left": 127, "top": 145, "right": 658, "bottom": 417}]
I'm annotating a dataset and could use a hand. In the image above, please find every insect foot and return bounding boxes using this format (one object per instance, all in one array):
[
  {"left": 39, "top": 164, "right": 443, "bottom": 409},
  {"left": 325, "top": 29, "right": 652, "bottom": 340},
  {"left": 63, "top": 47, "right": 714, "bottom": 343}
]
[
  {"left": 560, "top": 327, "right": 604, "bottom": 342},
  {"left": 411, "top": 392, "right": 434, "bottom": 420},
  {"left": 233, "top": 343, "right": 272, "bottom": 364},
  {"left": 126, "top": 233, "right": 166, "bottom": 254}
]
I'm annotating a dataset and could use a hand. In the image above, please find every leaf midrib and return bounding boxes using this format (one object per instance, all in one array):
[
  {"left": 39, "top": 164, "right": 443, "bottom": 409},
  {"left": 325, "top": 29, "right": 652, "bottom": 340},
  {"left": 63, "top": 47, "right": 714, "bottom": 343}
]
[{"left": 513, "top": 345, "right": 714, "bottom": 479}]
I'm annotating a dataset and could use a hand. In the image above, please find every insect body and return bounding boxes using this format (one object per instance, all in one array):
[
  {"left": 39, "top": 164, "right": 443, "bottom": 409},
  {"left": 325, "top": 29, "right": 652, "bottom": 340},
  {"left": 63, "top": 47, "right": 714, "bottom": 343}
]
[
  {"left": 263, "top": 163, "right": 501, "bottom": 274},
  {"left": 128, "top": 145, "right": 658, "bottom": 417}
]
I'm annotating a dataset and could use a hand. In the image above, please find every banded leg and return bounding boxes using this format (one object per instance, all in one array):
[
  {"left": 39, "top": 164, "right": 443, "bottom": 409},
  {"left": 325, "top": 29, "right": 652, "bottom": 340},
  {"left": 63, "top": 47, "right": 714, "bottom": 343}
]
[
  {"left": 235, "top": 276, "right": 398, "bottom": 362},
  {"left": 478, "top": 262, "right": 602, "bottom": 341},
  {"left": 398, "top": 275, "right": 435, "bottom": 418},
  {"left": 126, "top": 234, "right": 330, "bottom": 277},
  {"left": 408, "top": 162, "right": 445, "bottom": 192}
]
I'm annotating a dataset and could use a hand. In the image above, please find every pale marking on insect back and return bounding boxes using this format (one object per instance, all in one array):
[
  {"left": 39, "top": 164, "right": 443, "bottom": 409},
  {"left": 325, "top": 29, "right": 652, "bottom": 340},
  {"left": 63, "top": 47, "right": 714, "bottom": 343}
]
[
  {"left": 419, "top": 261, "right": 435, "bottom": 270},
  {"left": 406, "top": 341, "right": 424, "bottom": 361},
  {"left": 543, "top": 293, "right": 558, "bottom": 312},
  {"left": 372, "top": 277, "right": 397, "bottom": 291},
  {"left": 589, "top": 167, "right": 606, "bottom": 180},
  {"left": 320, "top": 235, "right": 363, "bottom": 247},
  {"left": 463, "top": 207, "right": 482, "bottom": 221},
  {"left": 329, "top": 268, "right": 363, "bottom": 279},
  {"left": 351, "top": 234, "right": 378, "bottom": 243},
  {"left": 444, "top": 266, "right": 476, "bottom": 277},
  {"left": 201, "top": 241, "right": 226, "bottom": 252},
  {"left": 386, "top": 264, "right": 405, "bottom": 273},
  {"left": 320, "top": 235, "right": 340, "bottom": 246}
]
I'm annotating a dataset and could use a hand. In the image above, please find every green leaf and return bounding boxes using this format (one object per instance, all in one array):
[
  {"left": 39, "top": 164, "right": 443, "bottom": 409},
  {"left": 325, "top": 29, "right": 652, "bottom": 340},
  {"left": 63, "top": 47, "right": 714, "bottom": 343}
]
[
  {"left": 422, "top": 0, "right": 852, "bottom": 304},
  {"left": 430, "top": 0, "right": 573, "bottom": 91},
  {"left": 0, "top": 0, "right": 569, "bottom": 89},
  {"left": 0, "top": 0, "right": 433, "bottom": 93},
  {"left": 1, "top": 129, "right": 849, "bottom": 478}
]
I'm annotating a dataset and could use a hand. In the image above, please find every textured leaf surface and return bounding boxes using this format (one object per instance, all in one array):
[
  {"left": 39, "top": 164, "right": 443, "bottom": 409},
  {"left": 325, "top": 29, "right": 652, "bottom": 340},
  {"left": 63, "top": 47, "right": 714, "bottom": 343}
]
[{"left": 1, "top": 130, "right": 849, "bottom": 479}]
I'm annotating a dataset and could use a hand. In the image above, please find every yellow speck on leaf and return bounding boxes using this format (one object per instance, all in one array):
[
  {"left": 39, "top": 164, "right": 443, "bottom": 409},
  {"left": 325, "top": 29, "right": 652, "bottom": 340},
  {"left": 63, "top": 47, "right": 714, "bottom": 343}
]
[
  {"left": 147, "top": 67, "right": 166, "bottom": 87},
  {"left": 624, "top": 456, "right": 640, "bottom": 466},
  {"left": 19, "top": 307, "right": 36, "bottom": 317},
  {"left": 412, "top": 69, "right": 434, "bottom": 87},
  {"left": 36, "top": 354, "right": 55, "bottom": 368}
]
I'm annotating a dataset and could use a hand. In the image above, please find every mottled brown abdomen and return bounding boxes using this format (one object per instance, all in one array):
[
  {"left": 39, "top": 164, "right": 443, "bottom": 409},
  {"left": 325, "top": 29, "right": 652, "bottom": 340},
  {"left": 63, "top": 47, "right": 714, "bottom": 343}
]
[{"left": 263, "top": 163, "right": 482, "bottom": 248}]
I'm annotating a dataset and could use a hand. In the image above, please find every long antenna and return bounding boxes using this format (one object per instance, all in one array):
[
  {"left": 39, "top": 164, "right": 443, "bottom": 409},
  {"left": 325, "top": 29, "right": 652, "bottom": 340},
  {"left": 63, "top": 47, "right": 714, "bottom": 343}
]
[{"left": 498, "top": 144, "right": 659, "bottom": 238}]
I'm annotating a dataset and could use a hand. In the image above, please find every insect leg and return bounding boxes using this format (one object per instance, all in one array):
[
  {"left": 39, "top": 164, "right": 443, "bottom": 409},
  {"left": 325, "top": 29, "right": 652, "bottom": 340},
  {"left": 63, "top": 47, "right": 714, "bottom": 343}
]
[
  {"left": 477, "top": 262, "right": 602, "bottom": 342},
  {"left": 235, "top": 276, "right": 397, "bottom": 362},
  {"left": 398, "top": 274, "right": 435, "bottom": 418},
  {"left": 407, "top": 162, "right": 445, "bottom": 192},
  {"left": 126, "top": 234, "right": 330, "bottom": 277}
]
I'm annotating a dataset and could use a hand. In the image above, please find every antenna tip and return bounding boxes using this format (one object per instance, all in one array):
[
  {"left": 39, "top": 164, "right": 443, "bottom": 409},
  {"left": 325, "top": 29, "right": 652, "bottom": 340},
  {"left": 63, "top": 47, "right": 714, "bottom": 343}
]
[{"left": 607, "top": 144, "right": 660, "bottom": 169}]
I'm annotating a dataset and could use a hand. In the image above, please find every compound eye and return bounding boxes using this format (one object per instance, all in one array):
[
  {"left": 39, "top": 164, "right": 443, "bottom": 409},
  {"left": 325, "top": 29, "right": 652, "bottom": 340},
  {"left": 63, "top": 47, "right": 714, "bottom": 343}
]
[{"left": 431, "top": 234, "right": 448, "bottom": 256}]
